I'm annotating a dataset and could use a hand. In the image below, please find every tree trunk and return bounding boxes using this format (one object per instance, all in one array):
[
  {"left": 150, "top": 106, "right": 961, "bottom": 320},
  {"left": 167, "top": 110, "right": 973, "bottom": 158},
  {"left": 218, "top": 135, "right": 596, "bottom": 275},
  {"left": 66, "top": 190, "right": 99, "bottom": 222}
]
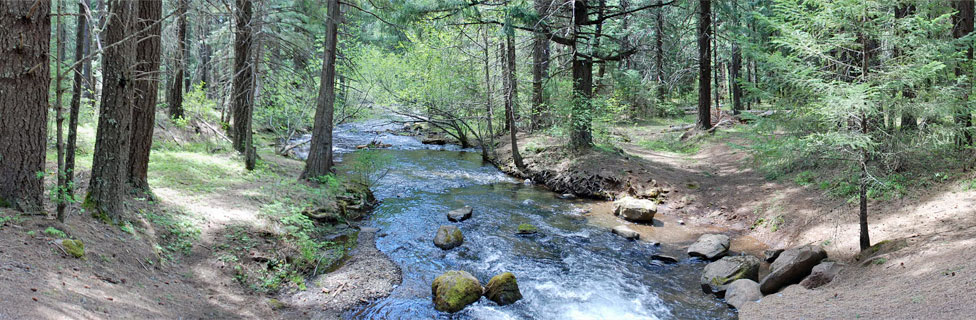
[
  {"left": 67, "top": 0, "right": 91, "bottom": 198},
  {"left": 197, "top": 10, "right": 212, "bottom": 97},
  {"left": 569, "top": 0, "right": 593, "bottom": 150},
  {"left": 859, "top": 165, "right": 870, "bottom": 251},
  {"left": 696, "top": 0, "right": 712, "bottom": 130},
  {"left": 655, "top": 0, "right": 665, "bottom": 102},
  {"left": 301, "top": 0, "right": 340, "bottom": 181},
  {"left": 55, "top": 0, "right": 68, "bottom": 220},
  {"left": 0, "top": 0, "right": 51, "bottom": 213},
  {"left": 953, "top": 0, "right": 974, "bottom": 146},
  {"left": 128, "top": 0, "right": 162, "bottom": 191},
  {"left": 531, "top": 0, "right": 551, "bottom": 131},
  {"left": 246, "top": 5, "right": 266, "bottom": 171},
  {"left": 231, "top": 0, "right": 254, "bottom": 153},
  {"left": 168, "top": 0, "right": 187, "bottom": 119},
  {"left": 505, "top": 32, "right": 525, "bottom": 170},
  {"left": 86, "top": 0, "right": 138, "bottom": 224},
  {"left": 483, "top": 27, "right": 495, "bottom": 161},
  {"left": 730, "top": 45, "right": 742, "bottom": 114}
]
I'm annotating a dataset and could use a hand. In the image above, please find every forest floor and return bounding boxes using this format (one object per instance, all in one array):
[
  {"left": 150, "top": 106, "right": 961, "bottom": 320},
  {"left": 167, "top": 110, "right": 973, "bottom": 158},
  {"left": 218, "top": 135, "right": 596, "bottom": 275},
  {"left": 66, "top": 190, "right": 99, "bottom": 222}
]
[
  {"left": 495, "top": 118, "right": 976, "bottom": 319},
  {"left": 0, "top": 117, "right": 399, "bottom": 319}
]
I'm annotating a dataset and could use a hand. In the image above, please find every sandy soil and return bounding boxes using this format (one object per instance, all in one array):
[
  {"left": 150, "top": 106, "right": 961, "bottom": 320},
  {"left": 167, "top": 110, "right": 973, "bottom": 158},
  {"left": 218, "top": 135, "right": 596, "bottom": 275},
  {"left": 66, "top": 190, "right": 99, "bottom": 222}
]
[{"left": 495, "top": 125, "right": 976, "bottom": 319}]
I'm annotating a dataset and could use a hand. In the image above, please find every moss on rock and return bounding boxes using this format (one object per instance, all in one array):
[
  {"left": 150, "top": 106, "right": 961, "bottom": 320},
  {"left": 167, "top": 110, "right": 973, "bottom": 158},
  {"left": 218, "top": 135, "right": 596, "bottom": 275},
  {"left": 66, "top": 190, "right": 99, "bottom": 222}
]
[
  {"left": 516, "top": 223, "right": 538, "bottom": 235},
  {"left": 484, "top": 272, "right": 522, "bottom": 305},
  {"left": 62, "top": 239, "right": 85, "bottom": 259},
  {"left": 431, "top": 270, "right": 482, "bottom": 313}
]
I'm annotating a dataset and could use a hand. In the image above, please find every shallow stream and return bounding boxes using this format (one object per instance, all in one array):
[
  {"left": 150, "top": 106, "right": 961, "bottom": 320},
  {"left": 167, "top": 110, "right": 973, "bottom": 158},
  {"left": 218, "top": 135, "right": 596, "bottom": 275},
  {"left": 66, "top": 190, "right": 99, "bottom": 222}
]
[{"left": 290, "top": 121, "right": 735, "bottom": 320}]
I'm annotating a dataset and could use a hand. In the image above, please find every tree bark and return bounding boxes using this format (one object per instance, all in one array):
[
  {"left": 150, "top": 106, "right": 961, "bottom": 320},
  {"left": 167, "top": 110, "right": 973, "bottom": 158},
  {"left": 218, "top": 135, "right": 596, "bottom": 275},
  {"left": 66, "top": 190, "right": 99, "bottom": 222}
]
[
  {"left": 505, "top": 32, "right": 525, "bottom": 170},
  {"left": 655, "top": 0, "right": 665, "bottom": 102},
  {"left": 531, "top": 0, "right": 550, "bottom": 131},
  {"left": 56, "top": 0, "right": 68, "bottom": 220},
  {"left": 67, "top": 0, "right": 91, "bottom": 198},
  {"left": 0, "top": 0, "right": 51, "bottom": 213},
  {"left": 168, "top": 0, "right": 187, "bottom": 119},
  {"left": 128, "top": 0, "right": 162, "bottom": 190},
  {"left": 231, "top": 0, "right": 254, "bottom": 153},
  {"left": 953, "top": 0, "right": 974, "bottom": 146},
  {"left": 569, "top": 0, "right": 594, "bottom": 150},
  {"left": 483, "top": 27, "right": 495, "bottom": 161},
  {"left": 197, "top": 13, "right": 212, "bottom": 98},
  {"left": 696, "top": 0, "right": 712, "bottom": 130},
  {"left": 86, "top": 0, "right": 138, "bottom": 224},
  {"left": 301, "top": 0, "right": 340, "bottom": 181}
]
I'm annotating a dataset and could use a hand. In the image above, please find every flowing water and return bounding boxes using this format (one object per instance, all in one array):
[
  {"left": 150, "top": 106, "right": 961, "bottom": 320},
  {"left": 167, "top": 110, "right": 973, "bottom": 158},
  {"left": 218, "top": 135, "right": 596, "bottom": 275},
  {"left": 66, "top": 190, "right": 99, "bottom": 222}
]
[{"left": 291, "top": 121, "right": 735, "bottom": 320}]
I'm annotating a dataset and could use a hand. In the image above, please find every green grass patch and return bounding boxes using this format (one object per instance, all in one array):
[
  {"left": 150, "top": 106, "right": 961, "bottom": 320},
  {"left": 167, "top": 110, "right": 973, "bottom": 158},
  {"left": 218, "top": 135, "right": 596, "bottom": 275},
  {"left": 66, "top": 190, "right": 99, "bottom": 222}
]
[
  {"left": 637, "top": 133, "right": 701, "bottom": 154},
  {"left": 137, "top": 208, "right": 201, "bottom": 261},
  {"left": 147, "top": 151, "right": 247, "bottom": 194},
  {"left": 43, "top": 227, "right": 67, "bottom": 238}
]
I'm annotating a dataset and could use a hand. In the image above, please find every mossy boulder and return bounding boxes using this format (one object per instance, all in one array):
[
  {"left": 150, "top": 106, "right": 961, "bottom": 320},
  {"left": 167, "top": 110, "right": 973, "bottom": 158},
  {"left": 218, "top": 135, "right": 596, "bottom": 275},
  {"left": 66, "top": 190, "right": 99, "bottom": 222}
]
[
  {"left": 484, "top": 272, "right": 522, "bottom": 306},
  {"left": 516, "top": 223, "right": 538, "bottom": 235},
  {"left": 700, "top": 255, "right": 760, "bottom": 297},
  {"left": 431, "top": 270, "right": 483, "bottom": 313},
  {"left": 433, "top": 225, "right": 463, "bottom": 250},
  {"left": 267, "top": 298, "right": 286, "bottom": 310},
  {"left": 62, "top": 239, "right": 85, "bottom": 259}
]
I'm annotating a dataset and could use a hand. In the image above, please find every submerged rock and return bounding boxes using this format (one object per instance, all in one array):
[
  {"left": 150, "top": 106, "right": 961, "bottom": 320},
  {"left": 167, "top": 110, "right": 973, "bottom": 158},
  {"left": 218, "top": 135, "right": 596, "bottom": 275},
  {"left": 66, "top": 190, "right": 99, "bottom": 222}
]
[
  {"left": 447, "top": 206, "right": 473, "bottom": 222},
  {"left": 725, "top": 279, "right": 762, "bottom": 309},
  {"left": 611, "top": 225, "right": 640, "bottom": 240},
  {"left": 759, "top": 245, "right": 828, "bottom": 294},
  {"left": 687, "top": 234, "right": 730, "bottom": 260},
  {"left": 431, "top": 270, "right": 483, "bottom": 313},
  {"left": 651, "top": 254, "right": 679, "bottom": 264},
  {"left": 612, "top": 197, "right": 657, "bottom": 222},
  {"left": 516, "top": 224, "right": 538, "bottom": 235},
  {"left": 800, "top": 261, "right": 843, "bottom": 289},
  {"left": 558, "top": 193, "right": 577, "bottom": 200},
  {"left": 700, "top": 255, "right": 761, "bottom": 296},
  {"left": 484, "top": 272, "right": 522, "bottom": 306},
  {"left": 433, "top": 225, "right": 464, "bottom": 250},
  {"left": 422, "top": 136, "right": 448, "bottom": 145},
  {"left": 61, "top": 239, "right": 85, "bottom": 259}
]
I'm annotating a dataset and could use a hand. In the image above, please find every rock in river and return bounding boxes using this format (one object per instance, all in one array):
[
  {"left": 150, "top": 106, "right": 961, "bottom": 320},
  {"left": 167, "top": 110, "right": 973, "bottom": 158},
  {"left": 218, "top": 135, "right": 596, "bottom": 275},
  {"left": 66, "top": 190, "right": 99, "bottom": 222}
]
[
  {"left": 725, "top": 279, "right": 762, "bottom": 309},
  {"left": 447, "top": 206, "right": 473, "bottom": 222},
  {"left": 431, "top": 270, "right": 483, "bottom": 313},
  {"left": 800, "top": 261, "right": 843, "bottom": 289},
  {"left": 516, "top": 223, "right": 538, "bottom": 235},
  {"left": 434, "top": 225, "right": 464, "bottom": 250},
  {"left": 700, "top": 255, "right": 760, "bottom": 296},
  {"left": 759, "top": 245, "right": 827, "bottom": 294},
  {"left": 484, "top": 272, "right": 522, "bottom": 306},
  {"left": 687, "top": 234, "right": 730, "bottom": 260},
  {"left": 611, "top": 225, "right": 640, "bottom": 240},
  {"left": 612, "top": 197, "right": 657, "bottom": 222}
]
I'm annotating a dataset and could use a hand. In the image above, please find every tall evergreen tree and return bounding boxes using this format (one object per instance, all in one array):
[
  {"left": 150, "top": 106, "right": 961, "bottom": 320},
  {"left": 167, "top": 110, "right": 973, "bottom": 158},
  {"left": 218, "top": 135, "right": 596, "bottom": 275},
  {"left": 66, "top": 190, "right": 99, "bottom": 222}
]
[
  {"left": 128, "top": 0, "right": 163, "bottom": 190},
  {"left": 302, "top": 0, "right": 341, "bottom": 181}
]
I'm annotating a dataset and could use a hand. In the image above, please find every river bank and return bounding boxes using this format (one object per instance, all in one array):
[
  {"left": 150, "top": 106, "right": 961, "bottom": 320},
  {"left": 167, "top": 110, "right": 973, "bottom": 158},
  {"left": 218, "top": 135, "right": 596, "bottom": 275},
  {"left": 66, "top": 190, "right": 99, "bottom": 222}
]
[{"left": 490, "top": 123, "right": 976, "bottom": 319}]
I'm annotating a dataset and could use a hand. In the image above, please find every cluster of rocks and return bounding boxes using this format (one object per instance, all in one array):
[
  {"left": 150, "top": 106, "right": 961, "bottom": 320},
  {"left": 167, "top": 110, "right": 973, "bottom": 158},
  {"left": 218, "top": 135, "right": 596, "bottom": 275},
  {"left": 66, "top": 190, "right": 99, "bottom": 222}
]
[
  {"left": 687, "top": 234, "right": 840, "bottom": 309},
  {"left": 430, "top": 206, "right": 530, "bottom": 313},
  {"left": 431, "top": 270, "right": 523, "bottom": 312}
]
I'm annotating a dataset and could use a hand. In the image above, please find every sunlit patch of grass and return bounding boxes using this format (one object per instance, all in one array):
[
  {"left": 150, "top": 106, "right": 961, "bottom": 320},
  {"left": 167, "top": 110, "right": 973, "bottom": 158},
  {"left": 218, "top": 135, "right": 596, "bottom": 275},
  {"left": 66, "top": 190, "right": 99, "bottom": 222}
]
[
  {"left": 148, "top": 151, "right": 247, "bottom": 193},
  {"left": 637, "top": 133, "right": 701, "bottom": 154}
]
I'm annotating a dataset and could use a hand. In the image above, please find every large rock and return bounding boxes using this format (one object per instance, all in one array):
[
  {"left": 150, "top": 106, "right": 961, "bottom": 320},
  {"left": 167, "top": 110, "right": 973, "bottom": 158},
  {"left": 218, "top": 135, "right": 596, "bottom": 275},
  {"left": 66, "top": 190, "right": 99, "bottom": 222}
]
[
  {"left": 447, "top": 206, "right": 473, "bottom": 222},
  {"left": 434, "top": 225, "right": 464, "bottom": 250},
  {"left": 759, "top": 245, "right": 828, "bottom": 294},
  {"left": 687, "top": 234, "right": 730, "bottom": 260},
  {"left": 611, "top": 225, "right": 640, "bottom": 240},
  {"left": 431, "top": 270, "right": 483, "bottom": 313},
  {"left": 725, "top": 279, "right": 762, "bottom": 309},
  {"left": 800, "top": 261, "right": 843, "bottom": 289},
  {"left": 700, "top": 255, "right": 761, "bottom": 296},
  {"left": 484, "top": 272, "right": 522, "bottom": 306},
  {"left": 516, "top": 224, "right": 538, "bottom": 235},
  {"left": 763, "top": 249, "right": 784, "bottom": 263},
  {"left": 612, "top": 197, "right": 657, "bottom": 222}
]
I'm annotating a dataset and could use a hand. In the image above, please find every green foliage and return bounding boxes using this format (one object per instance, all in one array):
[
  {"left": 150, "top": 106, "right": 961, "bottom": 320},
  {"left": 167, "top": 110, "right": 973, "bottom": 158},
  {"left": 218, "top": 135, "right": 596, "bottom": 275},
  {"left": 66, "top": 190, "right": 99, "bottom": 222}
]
[
  {"left": 341, "top": 150, "right": 392, "bottom": 189},
  {"left": 637, "top": 133, "right": 701, "bottom": 155},
  {"left": 138, "top": 208, "right": 201, "bottom": 261},
  {"left": 43, "top": 227, "right": 67, "bottom": 239}
]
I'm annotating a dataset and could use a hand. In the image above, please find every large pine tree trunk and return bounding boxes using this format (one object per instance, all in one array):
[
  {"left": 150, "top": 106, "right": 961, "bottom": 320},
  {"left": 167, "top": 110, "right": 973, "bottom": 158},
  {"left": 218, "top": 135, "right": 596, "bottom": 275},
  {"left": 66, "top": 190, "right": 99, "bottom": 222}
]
[
  {"left": 197, "top": 14, "right": 212, "bottom": 98},
  {"left": 86, "top": 0, "right": 138, "bottom": 223},
  {"left": 0, "top": 0, "right": 51, "bottom": 213},
  {"left": 301, "top": 0, "right": 340, "bottom": 181},
  {"left": 531, "top": 0, "right": 550, "bottom": 132},
  {"left": 569, "top": 0, "right": 593, "bottom": 150},
  {"left": 696, "top": 0, "right": 712, "bottom": 130},
  {"left": 656, "top": 0, "right": 665, "bottom": 102},
  {"left": 55, "top": 0, "right": 68, "bottom": 220},
  {"left": 168, "top": 0, "right": 187, "bottom": 119},
  {"left": 953, "top": 0, "right": 974, "bottom": 146},
  {"left": 730, "top": 45, "right": 743, "bottom": 114},
  {"left": 505, "top": 32, "right": 525, "bottom": 170},
  {"left": 128, "top": 0, "right": 163, "bottom": 190},
  {"left": 67, "top": 0, "right": 91, "bottom": 197},
  {"left": 231, "top": 0, "right": 254, "bottom": 153}
]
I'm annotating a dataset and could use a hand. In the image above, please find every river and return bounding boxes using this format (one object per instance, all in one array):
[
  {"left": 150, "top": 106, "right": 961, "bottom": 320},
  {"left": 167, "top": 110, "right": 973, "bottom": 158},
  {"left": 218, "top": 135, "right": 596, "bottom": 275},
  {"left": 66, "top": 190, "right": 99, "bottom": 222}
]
[{"left": 289, "top": 121, "right": 735, "bottom": 320}]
